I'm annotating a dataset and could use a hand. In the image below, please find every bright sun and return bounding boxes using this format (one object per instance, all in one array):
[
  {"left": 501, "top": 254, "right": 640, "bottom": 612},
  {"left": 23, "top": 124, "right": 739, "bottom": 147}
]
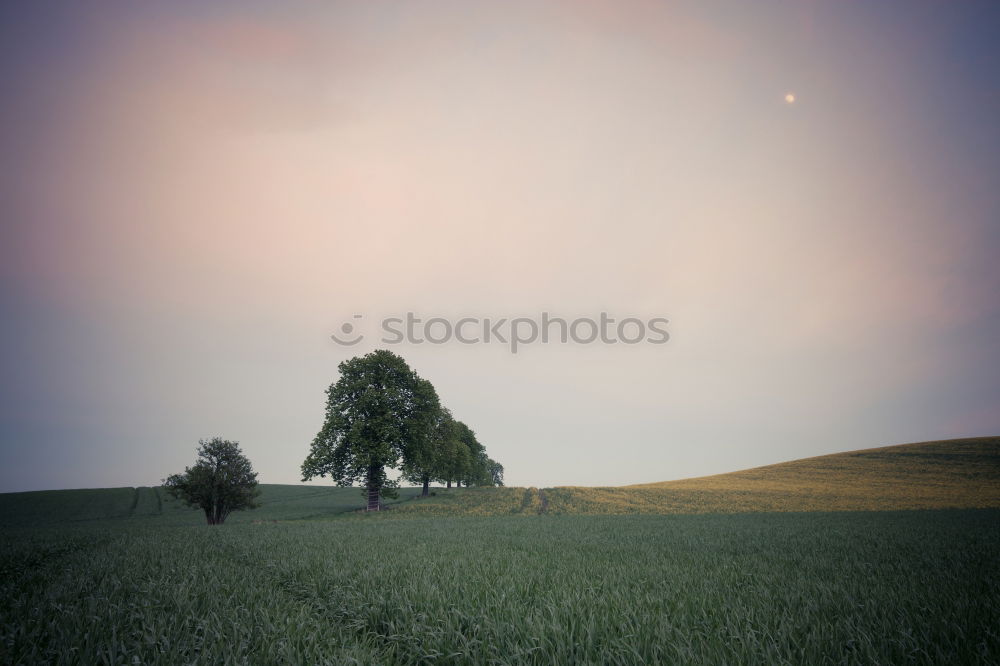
[{"left": 784, "top": 92, "right": 796, "bottom": 104}]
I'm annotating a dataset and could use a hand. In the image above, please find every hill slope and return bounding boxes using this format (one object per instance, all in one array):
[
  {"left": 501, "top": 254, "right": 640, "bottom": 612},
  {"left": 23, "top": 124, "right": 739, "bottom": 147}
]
[{"left": 544, "top": 436, "right": 1000, "bottom": 514}]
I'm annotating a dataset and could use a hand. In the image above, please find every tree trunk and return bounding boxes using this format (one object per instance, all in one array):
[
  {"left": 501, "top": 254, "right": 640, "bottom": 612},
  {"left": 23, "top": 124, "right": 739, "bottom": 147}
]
[
  {"left": 366, "top": 464, "right": 381, "bottom": 511},
  {"left": 446, "top": 480, "right": 451, "bottom": 489},
  {"left": 457, "top": 480, "right": 462, "bottom": 488},
  {"left": 421, "top": 474, "right": 430, "bottom": 496}
]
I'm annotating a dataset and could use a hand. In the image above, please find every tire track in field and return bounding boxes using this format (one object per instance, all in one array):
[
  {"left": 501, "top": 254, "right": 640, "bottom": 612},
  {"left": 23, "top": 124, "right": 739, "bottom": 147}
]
[
  {"left": 127, "top": 487, "right": 140, "bottom": 517},
  {"left": 519, "top": 488, "right": 534, "bottom": 513}
]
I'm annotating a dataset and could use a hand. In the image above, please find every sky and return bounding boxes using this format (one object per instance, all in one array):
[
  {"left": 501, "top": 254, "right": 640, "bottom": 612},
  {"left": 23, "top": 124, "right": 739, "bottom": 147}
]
[{"left": 1, "top": 0, "right": 999, "bottom": 493}]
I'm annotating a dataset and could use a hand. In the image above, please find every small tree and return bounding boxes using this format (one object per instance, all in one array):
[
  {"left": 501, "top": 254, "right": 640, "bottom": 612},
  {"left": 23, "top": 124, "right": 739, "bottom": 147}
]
[
  {"left": 402, "top": 403, "right": 456, "bottom": 496},
  {"left": 164, "top": 438, "right": 260, "bottom": 525},
  {"left": 424, "top": 417, "right": 504, "bottom": 489},
  {"left": 437, "top": 436, "right": 472, "bottom": 489},
  {"left": 454, "top": 421, "right": 492, "bottom": 487},
  {"left": 487, "top": 458, "right": 504, "bottom": 486}
]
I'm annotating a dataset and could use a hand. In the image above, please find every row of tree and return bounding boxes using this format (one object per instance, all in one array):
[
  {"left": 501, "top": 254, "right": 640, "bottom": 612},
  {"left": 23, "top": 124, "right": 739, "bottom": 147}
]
[{"left": 301, "top": 350, "right": 503, "bottom": 510}]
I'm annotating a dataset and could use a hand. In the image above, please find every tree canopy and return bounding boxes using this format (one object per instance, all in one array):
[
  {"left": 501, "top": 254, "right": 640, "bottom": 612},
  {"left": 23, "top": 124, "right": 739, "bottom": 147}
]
[
  {"left": 301, "top": 350, "right": 440, "bottom": 510},
  {"left": 487, "top": 459, "right": 505, "bottom": 486},
  {"left": 164, "top": 438, "right": 260, "bottom": 525},
  {"left": 447, "top": 421, "right": 504, "bottom": 488},
  {"left": 401, "top": 404, "right": 457, "bottom": 495}
]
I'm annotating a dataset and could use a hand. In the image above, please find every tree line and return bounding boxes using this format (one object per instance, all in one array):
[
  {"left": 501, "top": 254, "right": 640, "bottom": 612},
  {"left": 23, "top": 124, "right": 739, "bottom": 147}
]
[
  {"left": 302, "top": 349, "right": 503, "bottom": 511},
  {"left": 164, "top": 350, "right": 502, "bottom": 521}
]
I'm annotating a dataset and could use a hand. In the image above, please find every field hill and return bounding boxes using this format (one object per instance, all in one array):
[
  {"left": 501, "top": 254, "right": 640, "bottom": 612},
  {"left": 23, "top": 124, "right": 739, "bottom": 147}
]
[
  {"left": 1, "top": 437, "right": 997, "bottom": 525},
  {"left": 388, "top": 436, "right": 1000, "bottom": 517},
  {"left": 543, "top": 436, "right": 1000, "bottom": 515}
]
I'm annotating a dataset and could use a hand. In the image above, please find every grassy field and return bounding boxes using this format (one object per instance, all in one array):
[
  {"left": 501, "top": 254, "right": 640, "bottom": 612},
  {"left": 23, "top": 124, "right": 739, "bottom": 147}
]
[
  {"left": 2, "top": 510, "right": 999, "bottom": 664},
  {"left": 2, "top": 437, "right": 999, "bottom": 663},
  {"left": 0, "top": 485, "right": 424, "bottom": 529}
]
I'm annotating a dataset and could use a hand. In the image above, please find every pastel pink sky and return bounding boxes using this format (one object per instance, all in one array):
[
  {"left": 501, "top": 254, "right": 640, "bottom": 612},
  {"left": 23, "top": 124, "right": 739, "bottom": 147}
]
[{"left": 2, "top": 1, "right": 998, "bottom": 491}]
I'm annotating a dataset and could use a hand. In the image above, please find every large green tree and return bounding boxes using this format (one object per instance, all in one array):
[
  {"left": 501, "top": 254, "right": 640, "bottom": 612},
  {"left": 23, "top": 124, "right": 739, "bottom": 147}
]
[
  {"left": 301, "top": 350, "right": 440, "bottom": 511},
  {"left": 164, "top": 437, "right": 260, "bottom": 525}
]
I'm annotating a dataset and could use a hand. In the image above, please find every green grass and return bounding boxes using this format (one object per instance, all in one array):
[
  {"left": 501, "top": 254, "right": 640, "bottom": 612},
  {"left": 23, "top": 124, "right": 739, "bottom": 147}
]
[
  {"left": 0, "top": 487, "right": 140, "bottom": 528},
  {"left": 0, "top": 484, "right": 423, "bottom": 529},
  {"left": 379, "top": 486, "right": 539, "bottom": 517},
  {"left": 1, "top": 511, "right": 998, "bottom": 664}
]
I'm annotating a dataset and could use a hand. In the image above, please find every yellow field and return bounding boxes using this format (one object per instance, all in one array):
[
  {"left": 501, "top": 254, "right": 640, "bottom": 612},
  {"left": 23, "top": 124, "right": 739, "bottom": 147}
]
[
  {"left": 546, "top": 436, "right": 1000, "bottom": 514},
  {"left": 385, "top": 437, "right": 1000, "bottom": 517}
]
